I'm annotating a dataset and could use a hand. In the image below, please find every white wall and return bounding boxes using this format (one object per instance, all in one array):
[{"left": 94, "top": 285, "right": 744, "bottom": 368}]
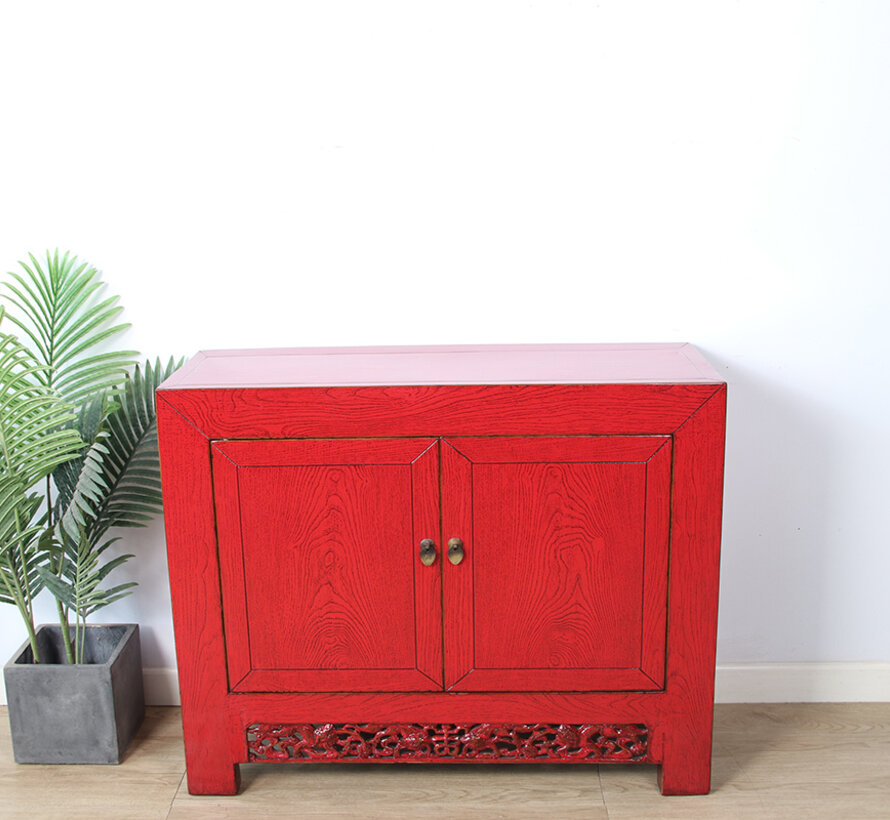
[{"left": 0, "top": 1, "right": 887, "bottom": 700}]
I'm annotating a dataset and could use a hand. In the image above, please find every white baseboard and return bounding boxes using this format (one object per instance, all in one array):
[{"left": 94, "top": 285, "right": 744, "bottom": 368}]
[
  {"left": 142, "top": 667, "right": 182, "bottom": 706},
  {"left": 3, "top": 663, "right": 888, "bottom": 706},
  {"left": 141, "top": 662, "right": 890, "bottom": 706},
  {"left": 714, "top": 662, "right": 890, "bottom": 703}
]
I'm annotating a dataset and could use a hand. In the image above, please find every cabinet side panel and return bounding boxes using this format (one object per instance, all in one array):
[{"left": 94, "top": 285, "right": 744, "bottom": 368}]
[
  {"left": 156, "top": 397, "right": 241, "bottom": 793},
  {"left": 660, "top": 386, "right": 726, "bottom": 795}
]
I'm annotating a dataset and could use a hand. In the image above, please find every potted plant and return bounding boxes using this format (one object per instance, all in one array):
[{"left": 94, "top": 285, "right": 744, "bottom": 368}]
[{"left": 0, "top": 250, "right": 180, "bottom": 763}]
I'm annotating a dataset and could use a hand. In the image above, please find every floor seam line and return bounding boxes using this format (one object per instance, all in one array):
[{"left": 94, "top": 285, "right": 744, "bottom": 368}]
[
  {"left": 597, "top": 765, "right": 611, "bottom": 819},
  {"left": 166, "top": 769, "right": 187, "bottom": 818}
]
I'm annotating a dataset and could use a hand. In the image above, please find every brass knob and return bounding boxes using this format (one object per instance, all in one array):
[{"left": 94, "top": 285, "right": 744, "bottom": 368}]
[
  {"left": 419, "top": 538, "right": 437, "bottom": 566},
  {"left": 448, "top": 537, "right": 464, "bottom": 565}
]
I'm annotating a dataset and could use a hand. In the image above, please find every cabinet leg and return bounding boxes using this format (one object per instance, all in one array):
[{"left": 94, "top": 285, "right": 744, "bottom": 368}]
[
  {"left": 186, "top": 761, "right": 241, "bottom": 796},
  {"left": 657, "top": 749, "right": 711, "bottom": 796}
]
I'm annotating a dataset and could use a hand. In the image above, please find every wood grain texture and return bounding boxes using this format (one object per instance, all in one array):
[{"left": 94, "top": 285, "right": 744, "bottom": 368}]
[
  {"left": 157, "top": 383, "right": 720, "bottom": 440},
  {"left": 473, "top": 460, "right": 644, "bottom": 671},
  {"left": 230, "top": 691, "right": 672, "bottom": 732},
  {"left": 444, "top": 435, "right": 670, "bottom": 464},
  {"left": 443, "top": 437, "right": 669, "bottom": 693},
  {"left": 209, "top": 452, "right": 251, "bottom": 688},
  {"left": 156, "top": 397, "right": 241, "bottom": 794},
  {"left": 212, "top": 437, "right": 437, "bottom": 466},
  {"left": 157, "top": 346, "right": 727, "bottom": 797},
  {"left": 455, "top": 668, "right": 663, "bottom": 692},
  {"left": 641, "top": 441, "right": 672, "bottom": 687},
  {"left": 411, "top": 441, "right": 444, "bottom": 685},
  {"left": 212, "top": 438, "right": 441, "bottom": 693},
  {"left": 657, "top": 386, "right": 727, "bottom": 795},
  {"left": 441, "top": 441, "right": 475, "bottom": 690}
]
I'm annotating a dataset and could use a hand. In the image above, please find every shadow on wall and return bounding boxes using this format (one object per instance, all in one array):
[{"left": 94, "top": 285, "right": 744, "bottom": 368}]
[{"left": 702, "top": 349, "right": 837, "bottom": 682}]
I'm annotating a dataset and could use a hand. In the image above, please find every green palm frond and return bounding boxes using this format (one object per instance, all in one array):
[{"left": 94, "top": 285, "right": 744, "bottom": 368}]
[
  {"left": 40, "top": 535, "right": 135, "bottom": 617},
  {"left": 45, "top": 356, "right": 182, "bottom": 631},
  {"left": 38, "top": 531, "right": 135, "bottom": 662},
  {"left": 0, "top": 326, "right": 83, "bottom": 488},
  {"left": 2, "top": 250, "right": 137, "bottom": 404},
  {"left": 0, "top": 476, "right": 46, "bottom": 606},
  {"left": 53, "top": 393, "right": 113, "bottom": 542},
  {"left": 0, "top": 308, "right": 84, "bottom": 661},
  {"left": 97, "top": 357, "right": 182, "bottom": 532},
  {"left": 0, "top": 321, "right": 82, "bottom": 658}
]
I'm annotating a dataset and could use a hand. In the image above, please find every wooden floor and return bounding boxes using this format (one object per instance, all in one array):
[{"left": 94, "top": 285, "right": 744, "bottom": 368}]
[{"left": 0, "top": 703, "right": 887, "bottom": 819}]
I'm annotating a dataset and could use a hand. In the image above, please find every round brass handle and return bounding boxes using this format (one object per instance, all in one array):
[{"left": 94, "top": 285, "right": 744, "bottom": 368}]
[
  {"left": 419, "top": 538, "right": 437, "bottom": 566},
  {"left": 447, "top": 537, "right": 464, "bottom": 565}
]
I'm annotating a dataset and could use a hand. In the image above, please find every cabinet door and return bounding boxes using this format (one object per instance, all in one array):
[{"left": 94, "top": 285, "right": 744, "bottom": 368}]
[
  {"left": 212, "top": 438, "right": 442, "bottom": 692},
  {"left": 441, "top": 436, "right": 671, "bottom": 692}
]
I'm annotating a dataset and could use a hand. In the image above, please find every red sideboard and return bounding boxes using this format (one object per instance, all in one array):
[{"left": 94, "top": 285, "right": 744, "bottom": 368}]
[{"left": 157, "top": 343, "right": 726, "bottom": 796}]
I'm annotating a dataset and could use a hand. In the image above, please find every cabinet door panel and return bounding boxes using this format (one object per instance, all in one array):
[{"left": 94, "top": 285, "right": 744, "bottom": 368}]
[
  {"left": 212, "top": 438, "right": 441, "bottom": 692},
  {"left": 442, "top": 436, "right": 670, "bottom": 692}
]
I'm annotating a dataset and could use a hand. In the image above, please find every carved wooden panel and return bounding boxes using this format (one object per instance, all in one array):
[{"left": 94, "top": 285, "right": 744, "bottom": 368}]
[{"left": 247, "top": 722, "right": 648, "bottom": 762}]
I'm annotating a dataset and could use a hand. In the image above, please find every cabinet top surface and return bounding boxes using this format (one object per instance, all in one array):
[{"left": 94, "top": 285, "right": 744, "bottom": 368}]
[{"left": 158, "top": 343, "right": 723, "bottom": 390}]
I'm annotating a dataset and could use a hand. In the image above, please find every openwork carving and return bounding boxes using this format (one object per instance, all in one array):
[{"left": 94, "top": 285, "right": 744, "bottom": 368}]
[{"left": 247, "top": 722, "right": 648, "bottom": 762}]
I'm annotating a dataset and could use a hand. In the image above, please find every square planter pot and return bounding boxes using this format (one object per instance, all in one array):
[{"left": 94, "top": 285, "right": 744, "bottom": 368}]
[{"left": 3, "top": 623, "right": 145, "bottom": 764}]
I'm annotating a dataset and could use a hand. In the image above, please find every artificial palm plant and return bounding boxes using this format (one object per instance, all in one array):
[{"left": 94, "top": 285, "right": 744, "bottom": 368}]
[
  {"left": 0, "top": 312, "right": 84, "bottom": 661},
  {"left": 1, "top": 250, "right": 180, "bottom": 663},
  {"left": 40, "top": 358, "right": 179, "bottom": 662}
]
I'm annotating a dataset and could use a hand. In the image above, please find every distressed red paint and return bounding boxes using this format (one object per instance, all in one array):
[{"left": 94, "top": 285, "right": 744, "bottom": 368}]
[
  {"left": 157, "top": 344, "right": 726, "bottom": 797},
  {"left": 247, "top": 723, "right": 649, "bottom": 762}
]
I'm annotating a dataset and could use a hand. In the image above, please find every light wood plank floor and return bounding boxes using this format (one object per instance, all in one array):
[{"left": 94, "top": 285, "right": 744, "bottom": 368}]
[{"left": 1, "top": 703, "right": 888, "bottom": 819}]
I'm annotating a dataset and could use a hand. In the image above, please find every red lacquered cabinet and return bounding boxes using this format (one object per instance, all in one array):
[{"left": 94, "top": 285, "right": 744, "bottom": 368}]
[{"left": 156, "top": 343, "right": 726, "bottom": 796}]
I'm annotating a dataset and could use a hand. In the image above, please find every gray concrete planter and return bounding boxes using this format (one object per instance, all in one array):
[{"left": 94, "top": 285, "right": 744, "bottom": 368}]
[{"left": 3, "top": 624, "right": 145, "bottom": 764}]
